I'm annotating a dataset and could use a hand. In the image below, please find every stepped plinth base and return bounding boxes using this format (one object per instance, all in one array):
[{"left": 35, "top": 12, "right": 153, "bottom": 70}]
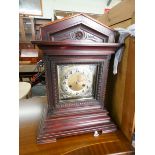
[{"left": 37, "top": 108, "right": 117, "bottom": 144}]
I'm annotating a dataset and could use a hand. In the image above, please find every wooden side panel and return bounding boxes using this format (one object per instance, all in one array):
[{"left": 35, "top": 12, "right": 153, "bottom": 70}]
[
  {"left": 107, "top": 36, "right": 135, "bottom": 142},
  {"left": 121, "top": 38, "right": 135, "bottom": 141},
  {"left": 110, "top": 36, "right": 135, "bottom": 141},
  {"left": 111, "top": 37, "right": 130, "bottom": 126}
]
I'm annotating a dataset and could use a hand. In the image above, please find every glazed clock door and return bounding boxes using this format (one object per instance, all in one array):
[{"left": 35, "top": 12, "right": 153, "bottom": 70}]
[{"left": 46, "top": 55, "right": 110, "bottom": 111}]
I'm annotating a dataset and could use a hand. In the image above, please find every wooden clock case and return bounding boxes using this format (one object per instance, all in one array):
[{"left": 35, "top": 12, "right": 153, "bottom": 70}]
[{"left": 32, "top": 14, "right": 120, "bottom": 144}]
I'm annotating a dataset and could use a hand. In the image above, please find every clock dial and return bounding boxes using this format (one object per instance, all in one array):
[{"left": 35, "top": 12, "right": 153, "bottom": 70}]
[
  {"left": 68, "top": 72, "right": 86, "bottom": 91},
  {"left": 57, "top": 64, "right": 97, "bottom": 101}
]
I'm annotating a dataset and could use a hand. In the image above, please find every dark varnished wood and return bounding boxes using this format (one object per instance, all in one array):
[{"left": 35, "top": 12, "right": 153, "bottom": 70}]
[
  {"left": 32, "top": 14, "right": 120, "bottom": 143},
  {"left": 39, "top": 14, "right": 117, "bottom": 43},
  {"left": 31, "top": 41, "right": 120, "bottom": 46},
  {"left": 19, "top": 97, "right": 134, "bottom": 155},
  {"left": 31, "top": 41, "right": 120, "bottom": 56}
]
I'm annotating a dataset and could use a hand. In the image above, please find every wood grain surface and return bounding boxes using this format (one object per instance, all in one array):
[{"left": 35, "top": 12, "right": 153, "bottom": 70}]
[
  {"left": 121, "top": 38, "right": 135, "bottom": 141},
  {"left": 20, "top": 97, "right": 134, "bottom": 155}
]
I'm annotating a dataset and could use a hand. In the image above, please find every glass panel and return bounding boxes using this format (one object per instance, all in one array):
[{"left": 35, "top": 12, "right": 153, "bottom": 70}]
[{"left": 23, "top": 18, "right": 32, "bottom": 42}]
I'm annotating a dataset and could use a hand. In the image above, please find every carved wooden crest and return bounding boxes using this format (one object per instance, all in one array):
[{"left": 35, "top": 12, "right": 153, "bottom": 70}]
[{"left": 40, "top": 14, "right": 117, "bottom": 43}]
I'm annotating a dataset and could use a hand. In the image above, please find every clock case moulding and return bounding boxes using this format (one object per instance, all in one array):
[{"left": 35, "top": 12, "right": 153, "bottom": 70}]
[{"left": 32, "top": 14, "right": 120, "bottom": 144}]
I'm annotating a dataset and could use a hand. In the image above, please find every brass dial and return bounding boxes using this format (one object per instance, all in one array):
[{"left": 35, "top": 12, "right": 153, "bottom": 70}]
[
  {"left": 68, "top": 72, "right": 86, "bottom": 91},
  {"left": 57, "top": 64, "right": 97, "bottom": 101}
]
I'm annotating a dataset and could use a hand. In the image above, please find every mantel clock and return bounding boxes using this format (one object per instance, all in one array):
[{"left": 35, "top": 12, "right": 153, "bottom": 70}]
[{"left": 32, "top": 14, "right": 120, "bottom": 144}]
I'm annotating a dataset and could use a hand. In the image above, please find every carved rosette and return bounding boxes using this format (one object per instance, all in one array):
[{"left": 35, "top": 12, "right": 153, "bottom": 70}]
[{"left": 71, "top": 31, "right": 85, "bottom": 40}]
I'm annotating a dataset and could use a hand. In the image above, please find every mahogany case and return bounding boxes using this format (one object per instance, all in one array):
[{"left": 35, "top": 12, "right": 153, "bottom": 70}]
[{"left": 32, "top": 14, "right": 120, "bottom": 144}]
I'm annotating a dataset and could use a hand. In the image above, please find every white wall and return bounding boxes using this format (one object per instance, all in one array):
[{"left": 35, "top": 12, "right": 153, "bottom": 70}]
[
  {"left": 109, "top": 0, "right": 122, "bottom": 8},
  {"left": 40, "top": 0, "right": 121, "bottom": 20}
]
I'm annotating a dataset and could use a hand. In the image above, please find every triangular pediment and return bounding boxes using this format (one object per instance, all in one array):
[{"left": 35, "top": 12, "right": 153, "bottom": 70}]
[
  {"left": 50, "top": 24, "right": 109, "bottom": 43},
  {"left": 41, "top": 14, "right": 116, "bottom": 43}
]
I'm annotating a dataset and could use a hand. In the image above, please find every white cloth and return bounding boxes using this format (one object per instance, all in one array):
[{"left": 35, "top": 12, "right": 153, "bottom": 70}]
[{"left": 113, "top": 24, "right": 135, "bottom": 74}]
